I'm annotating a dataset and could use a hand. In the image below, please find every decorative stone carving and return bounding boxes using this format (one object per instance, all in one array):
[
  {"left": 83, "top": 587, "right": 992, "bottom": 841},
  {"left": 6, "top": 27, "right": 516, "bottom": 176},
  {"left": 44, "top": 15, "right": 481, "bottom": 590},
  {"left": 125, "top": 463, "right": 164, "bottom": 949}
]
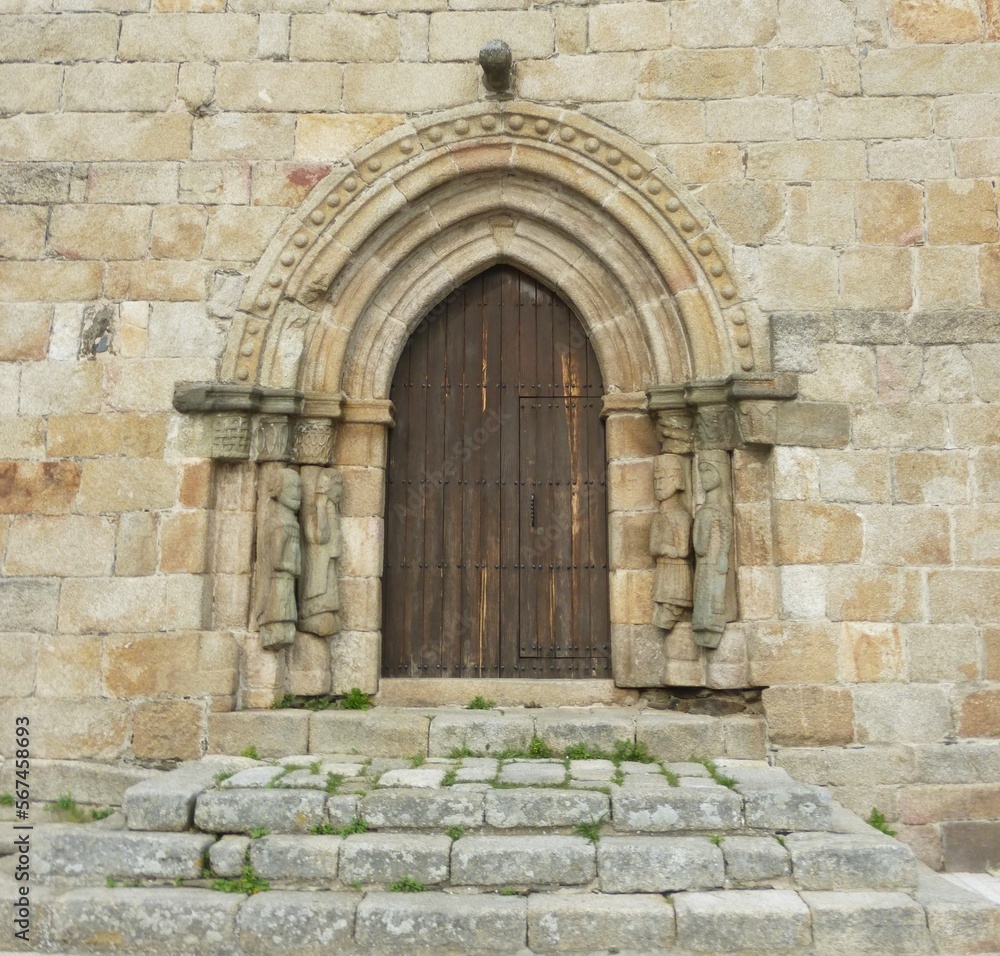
[
  {"left": 211, "top": 414, "right": 251, "bottom": 460},
  {"left": 691, "top": 453, "right": 737, "bottom": 649},
  {"left": 294, "top": 418, "right": 334, "bottom": 465},
  {"left": 298, "top": 465, "right": 343, "bottom": 638},
  {"left": 253, "top": 415, "right": 292, "bottom": 462},
  {"left": 737, "top": 401, "right": 778, "bottom": 446},
  {"left": 650, "top": 454, "right": 693, "bottom": 632},
  {"left": 479, "top": 39, "right": 513, "bottom": 96},
  {"left": 695, "top": 404, "right": 737, "bottom": 451},
  {"left": 256, "top": 465, "right": 302, "bottom": 649}
]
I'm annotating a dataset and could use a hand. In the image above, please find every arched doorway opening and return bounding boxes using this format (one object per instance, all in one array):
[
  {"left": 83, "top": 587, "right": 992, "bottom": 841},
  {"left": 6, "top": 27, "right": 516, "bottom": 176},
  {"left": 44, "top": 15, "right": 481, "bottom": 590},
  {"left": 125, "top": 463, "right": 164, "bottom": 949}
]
[{"left": 382, "top": 266, "right": 609, "bottom": 680}]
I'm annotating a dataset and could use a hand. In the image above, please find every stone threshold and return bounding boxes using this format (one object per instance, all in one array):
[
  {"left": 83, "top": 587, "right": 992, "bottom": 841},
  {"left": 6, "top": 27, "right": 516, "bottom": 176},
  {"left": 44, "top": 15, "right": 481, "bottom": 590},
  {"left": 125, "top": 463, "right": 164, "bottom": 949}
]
[
  {"left": 206, "top": 706, "right": 768, "bottom": 762},
  {"left": 375, "top": 678, "right": 640, "bottom": 708}
]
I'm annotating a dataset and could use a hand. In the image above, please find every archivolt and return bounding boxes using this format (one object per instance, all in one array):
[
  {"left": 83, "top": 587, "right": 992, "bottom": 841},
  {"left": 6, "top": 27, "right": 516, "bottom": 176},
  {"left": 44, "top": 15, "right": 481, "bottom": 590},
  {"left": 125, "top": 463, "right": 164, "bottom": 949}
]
[{"left": 220, "top": 102, "right": 766, "bottom": 400}]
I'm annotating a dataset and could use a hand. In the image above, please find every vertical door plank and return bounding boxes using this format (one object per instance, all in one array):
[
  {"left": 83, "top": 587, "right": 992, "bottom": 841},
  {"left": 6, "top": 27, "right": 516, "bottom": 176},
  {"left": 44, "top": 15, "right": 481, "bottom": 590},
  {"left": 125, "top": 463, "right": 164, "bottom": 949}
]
[
  {"left": 421, "top": 298, "right": 447, "bottom": 675},
  {"left": 404, "top": 315, "right": 429, "bottom": 676},
  {"left": 481, "top": 268, "right": 504, "bottom": 676},
  {"left": 440, "top": 284, "right": 466, "bottom": 675},
  {"left": 497, "top": 268, "right": 521, "bottom": 677},
  {"left": 460, "top": 273, "right": 485, "bottom": 675},
  {"left": 515, "top": 274, "right": 538, "bottom": 668},
  {"left": 383, "top": 339, "right": 409, "bottom": 675}
]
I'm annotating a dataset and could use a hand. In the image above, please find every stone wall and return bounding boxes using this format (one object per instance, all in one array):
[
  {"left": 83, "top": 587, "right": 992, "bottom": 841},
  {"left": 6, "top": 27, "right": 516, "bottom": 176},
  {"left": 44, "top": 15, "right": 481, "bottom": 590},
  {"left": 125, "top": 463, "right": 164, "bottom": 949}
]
[{"left": 1, "top": 0, "right": 999, "bottom": 868}]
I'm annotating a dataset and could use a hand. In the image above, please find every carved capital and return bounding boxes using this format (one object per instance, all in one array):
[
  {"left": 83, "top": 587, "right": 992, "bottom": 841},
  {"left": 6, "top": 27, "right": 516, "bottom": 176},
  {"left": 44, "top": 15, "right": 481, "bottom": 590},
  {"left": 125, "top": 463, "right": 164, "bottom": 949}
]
[
  {"left": 175, "top": 382, "right": 347, "bottom": 461},
  {"left": 211, "top": 414, "right": 252, "bottom": 460},
  {"left": 647, "top": 374, "right": 798, "bottom": 453},
  {"left": 293, "top": 418, "right": 335, "bottom": 465},
  {"left": 653, "top": 407, "right": 695, "bottom": 454},
  {"left": 694, "top": 403, "right": 737, "bottom": 451},
  {"left": 253, "top": 415, "right": 292, "bottom": 462}
]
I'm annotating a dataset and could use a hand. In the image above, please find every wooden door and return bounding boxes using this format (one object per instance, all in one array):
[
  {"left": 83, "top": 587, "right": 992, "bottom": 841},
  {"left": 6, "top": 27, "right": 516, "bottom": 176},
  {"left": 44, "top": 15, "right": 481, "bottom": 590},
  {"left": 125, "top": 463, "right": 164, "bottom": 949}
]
[{"left": 382, "top": 266, "right": 609, "bottom": 678}]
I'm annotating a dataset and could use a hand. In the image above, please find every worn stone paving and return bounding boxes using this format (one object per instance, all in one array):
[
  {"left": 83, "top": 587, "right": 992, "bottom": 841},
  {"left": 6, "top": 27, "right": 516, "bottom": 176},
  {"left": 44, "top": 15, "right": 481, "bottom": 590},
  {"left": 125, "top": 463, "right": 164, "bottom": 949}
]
[{"left": 3, "top": 745, "right": 999, "bottom": 955}]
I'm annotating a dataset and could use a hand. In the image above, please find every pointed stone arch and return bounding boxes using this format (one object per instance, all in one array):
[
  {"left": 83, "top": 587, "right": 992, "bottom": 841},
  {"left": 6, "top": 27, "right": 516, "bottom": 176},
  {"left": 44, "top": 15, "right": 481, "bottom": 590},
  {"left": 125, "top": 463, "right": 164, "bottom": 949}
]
[{"left": 220, "top": 101, "right": 767, "bottom": 402}]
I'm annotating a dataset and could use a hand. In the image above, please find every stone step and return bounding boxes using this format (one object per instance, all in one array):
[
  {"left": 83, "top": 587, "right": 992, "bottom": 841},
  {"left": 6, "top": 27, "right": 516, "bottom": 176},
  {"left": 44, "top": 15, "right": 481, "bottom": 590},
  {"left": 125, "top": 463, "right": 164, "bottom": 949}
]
[
  {"left": 205, "top": 705, "right": 767, "bottom": 761},
  {"left": 125, "top": 752, "right": 830, "bottom": 835},
  {"left": 7, "top": 879, "right": 999, "bottom": 956},
  {"left": 8, "top": 747, "right": 999, "bottom": 956},
  {"left": 33, "top": 825, "right": 919, "bottom": 895}
]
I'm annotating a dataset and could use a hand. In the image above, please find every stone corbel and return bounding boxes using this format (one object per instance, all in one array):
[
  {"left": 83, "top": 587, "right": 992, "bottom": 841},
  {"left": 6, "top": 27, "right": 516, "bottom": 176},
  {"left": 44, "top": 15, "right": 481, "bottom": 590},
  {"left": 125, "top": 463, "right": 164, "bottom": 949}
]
[{"left": 172, "top": 382, "right": 344, "bottom": 463}]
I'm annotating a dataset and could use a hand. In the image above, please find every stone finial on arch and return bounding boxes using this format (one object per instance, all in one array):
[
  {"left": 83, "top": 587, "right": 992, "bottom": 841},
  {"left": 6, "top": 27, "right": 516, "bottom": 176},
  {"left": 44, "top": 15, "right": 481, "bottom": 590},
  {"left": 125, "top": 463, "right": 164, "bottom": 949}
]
[{"left": 220, "top": 101, "right": 767, "bottom": 401}]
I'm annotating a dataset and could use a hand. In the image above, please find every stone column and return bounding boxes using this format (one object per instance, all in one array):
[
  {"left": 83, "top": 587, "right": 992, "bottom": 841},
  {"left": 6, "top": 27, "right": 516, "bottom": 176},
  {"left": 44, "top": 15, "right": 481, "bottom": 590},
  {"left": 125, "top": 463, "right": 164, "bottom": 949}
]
[{"left": 329, "top": 397, "right": 394, "bottom": 695}]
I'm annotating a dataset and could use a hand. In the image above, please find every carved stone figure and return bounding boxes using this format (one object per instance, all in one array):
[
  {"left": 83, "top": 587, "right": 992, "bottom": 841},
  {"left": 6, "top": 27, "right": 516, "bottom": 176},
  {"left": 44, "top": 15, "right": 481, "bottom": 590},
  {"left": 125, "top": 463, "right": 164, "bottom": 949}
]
[
  {"left": 257, "top": 466, "right": 302, "bottom": 649},
  {"left": 298, "top": 465, "right": 343, "bottom": 638},
  {"left": 692, "top": 458, "right": 734, "bottom": 649},
  {"left": 650, "top": 454, "right": 692, "bottom": 631}
]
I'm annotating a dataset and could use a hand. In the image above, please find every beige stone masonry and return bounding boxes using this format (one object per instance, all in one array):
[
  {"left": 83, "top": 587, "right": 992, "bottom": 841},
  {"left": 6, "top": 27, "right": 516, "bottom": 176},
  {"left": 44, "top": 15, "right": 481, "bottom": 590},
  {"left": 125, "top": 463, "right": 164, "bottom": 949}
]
[
  {"left": 344, "top": 63, "right": 480, "bottom": 111},
  {"left": 82, "top": 163, "right": 179, "bottom": 205},
  {"left": 34, "top": 634, "right": 102, "bottom": 699},
  {"left": 748, "top": 623, "right": 839, "bottom": 685},
  {"left": 0, "top": 14, "right": 120, "bottom": 62},
  {"left": 890, "top": 0, "right": 983, "bottom": 42},
  {"left": 639, "top": 49, "right": 760, "bottom": 100},
  {"left": 0, "top": 697, "right": 128, "bottom": 761},
  {"left": 0, "top": 1, "right": 998, "bottom": 860},
  {"left": 102, "top": 631, "right": 238, "bottom": 699},
  {"left": 215, "top": 62, "right": 343, "bottom": 112},
  {"left": 786, "top": 184, "right": 854, "bottom": 247},
  {"left": 290, "top": 12, "right": 400, "bottom": 61},
  {"left": 927, "top": 179, "right": 1000, "bottom": 244},
  {"left": 132, "top": 699, "right": 204, "bottom": 761},
  {"left": 428, "top": 10, "right": 554, "bottom": 59},
  {"left": 63, "top": 62, "right": 178, "bottom": 112},
  {"left": 119, "top": 14, "right": 258, "bottom": 61},
  {"left": 5, "top": 515, "right": 115, "bottom": 577},
  {"left": 193, "top": 114, "right": 296, "bottom": 161},
  {"left": 296, "top": 114, "right": 402, "bottom": 162},
  {"left": 870, "top": 141, "right": 955, "bottom": 184},
  {"left": 590, "top": 3, "right": 671, "bottom": 52},
  {"left": 0, "top": 113, "right": 193, "bottom": 163},
  {"left": 827, "top": 566, "right": 923, "bottom": 623},
  {"left": 856, "top": 181, "right": 924, "bottom": 246},
  {"left": 863, "top": 46, "right": 1000, "bottom": 96},
  {"left": 0, "top": 63, "right": 62, "bottom": 113}
]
